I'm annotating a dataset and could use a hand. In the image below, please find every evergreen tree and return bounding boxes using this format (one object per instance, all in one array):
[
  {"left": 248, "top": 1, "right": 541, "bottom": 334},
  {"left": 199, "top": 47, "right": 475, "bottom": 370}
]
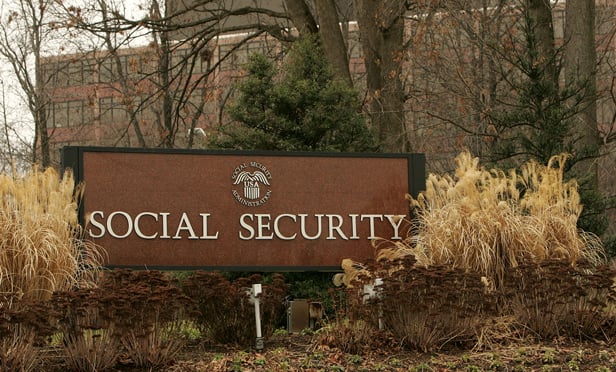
[
  {"left": 488, "top": 6, "right": 608, "bottom": 238},
  {"left": 209, "top": 35, "right": 375, "bottom": 152}
]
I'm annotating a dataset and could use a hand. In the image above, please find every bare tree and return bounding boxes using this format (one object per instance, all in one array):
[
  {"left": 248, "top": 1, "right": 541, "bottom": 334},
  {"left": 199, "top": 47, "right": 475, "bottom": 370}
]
[
  {"left": 401, "top": 0, "right": 615, "bottom": 237},
  {"left": 52, "top": 0, "right": 290, "bottom": 149},
  {"left": 0, "top": 78, "right": 31, "bottom": 173},
  {"left": 98, "top": 0, "right": 147, "bottom": 147},
  {"left": 0, "top": 0, "right": 63, "bottom": 167}
]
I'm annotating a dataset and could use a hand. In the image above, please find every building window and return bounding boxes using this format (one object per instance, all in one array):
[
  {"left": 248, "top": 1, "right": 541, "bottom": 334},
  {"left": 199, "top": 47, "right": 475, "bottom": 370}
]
[
  {"left": 67, "top": 60, "right": 83, "bottom": 86},
  {"left": 50, "top": 100, "right": 88, "bottom": 128},
  {"left": 218, "top": 44, "right": 235, "bottom": 71},
  {"left": 67, "top": 100, "right": 84, "bottom": 127},
  {"left": 99, "top": 59, "right": 114, "bottom": 83},
  {"left": 99, "top": 97, "right": 114, "bottom": 123},
  {"left": 82, "top": 60, "right": 97, "bottom": 85},
  {"left": 184, "top": 88, "right": 205, "bottom": 116},
  {"left": 218, "top": 39, "right": 267, "bottom": 72},
  {"left": 52, "top": 102, "right": 67, "bottom": 128},
  {"left": 99, "top": 96, "right": 131, "bottom": 124},
  {"left": 54, "top": 64, "right": 71, "bottom": 88},
  {"left": 98, "top": 56, "right": 131, "bottom": 83}
]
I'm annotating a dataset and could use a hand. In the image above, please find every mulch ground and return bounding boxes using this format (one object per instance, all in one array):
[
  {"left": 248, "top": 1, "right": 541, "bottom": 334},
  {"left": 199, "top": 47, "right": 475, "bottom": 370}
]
[{"left": 39, "top": 333, "right": 616, "bottom": 371}]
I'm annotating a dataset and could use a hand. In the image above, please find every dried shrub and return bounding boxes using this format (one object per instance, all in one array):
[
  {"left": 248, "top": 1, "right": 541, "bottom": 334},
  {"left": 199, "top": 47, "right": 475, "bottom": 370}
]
[
  {"left": 62, "top": 329, "right": 121, "bottom": 372},
  {"left": 182, "top": 272, "right": 288, "bottom": 345},
  {"left": 311, "top": 287, "right": 392, "bottom": 354},
  {"left": 333, "top": 151, "right": 616, "bottom": 351},
  {"left": 51, "top": 269, "right": 191, "bottom": 370},
  {"left": 0, "top": 331, "right": 39, "bottom": 372},
  {"left": 311, "top": 318, "right": 385, "bottom": 354},
  {"left": 51, "top": 288, "right": 123, "bottom": 371},
  {"left": 501, "top": 259, "right": 616, "bottom": 340},
  {"left": 473, "top": 315, "right": 522, "bottom": 351},
  {"left": 0, "top": 168, "right": 104, "bottom": 304},
  {"left": 368, "top": 257, "right": 496, "bottom": 352},
  {"left": 99, "top": 269, "right": 191, "bottom": 368},
  {"left": 0, "top": 297, "right": 54, "bottom": 372}
]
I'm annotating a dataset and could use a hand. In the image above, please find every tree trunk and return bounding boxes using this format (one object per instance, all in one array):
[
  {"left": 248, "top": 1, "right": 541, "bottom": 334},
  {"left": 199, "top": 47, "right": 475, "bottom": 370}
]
[
  {"left": 528, "top": 0, "right": 557, "bottom": 85},
  {"left": 355, "top": 0, "right": 409, "bottom": 152},
  {"left": 315, "top": 0, "right": 353, "bottom": 86},
  {"left": 159, "top": 32, "right": 174, "bottom": 148},
  {"left": 283, "top": 0, "right": 318, "bottom": 35},
  {"left": 33, "top": 0, "right": 50, "bottom": 167},
  {"left": 282, "top": 0, "right": 410, "bottom": 151},
  {"left": 34, "top": 53, "right": 51, "bottom": 168},
  {"left": 565, "top": 0, "right": 599, "bottom": 187}
]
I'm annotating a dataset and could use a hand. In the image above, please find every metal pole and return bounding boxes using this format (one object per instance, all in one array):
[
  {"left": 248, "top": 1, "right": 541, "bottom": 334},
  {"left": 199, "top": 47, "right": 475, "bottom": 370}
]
[{"left": 252, "top": 284, "right": 264, "bottom": 350}]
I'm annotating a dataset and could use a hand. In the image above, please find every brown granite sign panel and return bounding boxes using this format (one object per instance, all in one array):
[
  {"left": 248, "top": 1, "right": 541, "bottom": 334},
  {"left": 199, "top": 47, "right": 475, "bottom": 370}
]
[{"left": 62, "top": 147, "right": 425, "bottom": 270}]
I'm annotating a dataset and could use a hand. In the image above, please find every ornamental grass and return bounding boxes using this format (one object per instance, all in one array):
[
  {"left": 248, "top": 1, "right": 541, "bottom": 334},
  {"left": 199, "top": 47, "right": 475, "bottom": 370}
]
[
  {"left": 372, "top": 151, "right": 605, "bottom": 289},
  {"left": 0, "top": 168, "right": 104, "bottom": 305},
  {"left": 334, "top": 151, "right": 613, "bottom": 350}
]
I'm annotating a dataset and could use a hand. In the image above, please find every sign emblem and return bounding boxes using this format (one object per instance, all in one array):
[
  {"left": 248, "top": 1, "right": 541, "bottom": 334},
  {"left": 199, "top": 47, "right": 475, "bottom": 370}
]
[
  {"left": 235, "top": 171, "right": 269, "bottom": 199},
  {"left": 231, "top": 161, "right": 272, "bottom": 207}
]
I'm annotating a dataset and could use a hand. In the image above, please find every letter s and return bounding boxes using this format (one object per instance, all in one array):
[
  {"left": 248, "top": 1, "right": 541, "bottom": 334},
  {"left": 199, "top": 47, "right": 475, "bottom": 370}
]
[
  {"left": 239, "top": 214, "right": 255, "bottom": 240},
  {"left": 88, "top": 211, "right": 105, "bottom": 238}
]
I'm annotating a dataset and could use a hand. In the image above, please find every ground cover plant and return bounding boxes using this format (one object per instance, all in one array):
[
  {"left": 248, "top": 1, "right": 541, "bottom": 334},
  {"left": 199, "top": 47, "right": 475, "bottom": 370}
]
[{"left": 49, "top": 269, "right": 193, "bottom": 371}]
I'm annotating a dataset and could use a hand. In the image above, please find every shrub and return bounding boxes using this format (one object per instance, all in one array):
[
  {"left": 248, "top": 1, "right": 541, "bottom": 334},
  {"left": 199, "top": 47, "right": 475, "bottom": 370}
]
[
  {"left": 334, "top": 151, "right": 613, "bottom": 349},
  {"left": 51, "top": 287, "right": 123, "bottom": 371},
  {"left": 99, "top": 269, "right": 191, "bottom": 368},
  {"left": 311, "top": 287, "right": 392, "bottom": 354},
  {"left": 0, "top": 297, "right": 55, "bottom": 371},
  {"left": 51, "top": 269, "right": 191, "bottom": 370},
  {"left": 182, "top": 272, "right": 288, "bottom": 345},
  {"left": 209, "top": 35, "right": 374, "bottom": 152},
  {"left": 361, "top": 151, "right": 605, "bottom": 291},
  {"left": 312, "top": 318, "right": 385, "bottom": 354},
  {"left": 366, "top": 257, "right": 495, "bottom": 352},
  {"left": 501, "top": 259, "right": 616, "bottom": 340},
  {"left": 0, "top": 331, "right": 39, "bottom": 372},
  {"left": 62, "top": 328, "right": 121, "bottom": 372}
]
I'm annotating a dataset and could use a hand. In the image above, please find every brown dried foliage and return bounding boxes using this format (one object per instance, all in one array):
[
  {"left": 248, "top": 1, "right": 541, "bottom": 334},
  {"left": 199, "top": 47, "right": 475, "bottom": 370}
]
[
  {"left": 50, "top": 269, "right": 192, "bottom": 370},
  {"left": 182, "top": 272, "right": 289, "bottom": 345},
  {"left": 501, "top": 259, "right": 616, "bottom": 340},
  {"left": 333, "top": 256, "right": 616, "bottom": 352},
  {"left": 0, "top": 297, "right": 56, "bottom": 371},
  {"left": 311, "top": 287, "right": 398, "bottom": 354},
  {"left": 362, "top": 257, "right": 496, "bottom": 352}
]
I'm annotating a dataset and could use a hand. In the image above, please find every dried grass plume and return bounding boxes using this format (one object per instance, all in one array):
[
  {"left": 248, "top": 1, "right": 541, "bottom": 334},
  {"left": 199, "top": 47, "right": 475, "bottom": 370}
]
[
  {"left": 339, "top": 151, "right": 605, "bottom": 288},
  {"left": 0, "top": 168, "right": 104, "bottom": 305}
]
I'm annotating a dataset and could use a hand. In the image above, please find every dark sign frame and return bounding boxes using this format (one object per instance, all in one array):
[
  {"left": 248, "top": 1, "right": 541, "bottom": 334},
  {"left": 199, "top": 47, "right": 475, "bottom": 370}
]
[{"left": 62, "top": 146, "right": 425, "bottom": 271}]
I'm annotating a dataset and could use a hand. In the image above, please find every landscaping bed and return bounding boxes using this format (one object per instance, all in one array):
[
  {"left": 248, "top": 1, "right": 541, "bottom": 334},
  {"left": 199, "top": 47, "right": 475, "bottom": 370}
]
[{"left": 38, "top": 334, "right": 616, "bottom": 371}]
